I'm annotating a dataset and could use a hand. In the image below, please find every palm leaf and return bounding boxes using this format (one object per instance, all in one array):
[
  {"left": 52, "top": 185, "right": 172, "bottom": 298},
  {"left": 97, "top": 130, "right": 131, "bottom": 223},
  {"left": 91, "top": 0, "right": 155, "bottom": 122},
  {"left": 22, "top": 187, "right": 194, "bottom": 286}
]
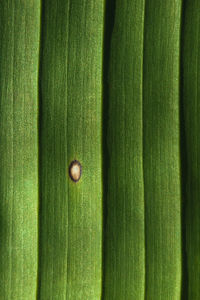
[{"left": 0, "top": 1, "right": 199, "bottom": 299}]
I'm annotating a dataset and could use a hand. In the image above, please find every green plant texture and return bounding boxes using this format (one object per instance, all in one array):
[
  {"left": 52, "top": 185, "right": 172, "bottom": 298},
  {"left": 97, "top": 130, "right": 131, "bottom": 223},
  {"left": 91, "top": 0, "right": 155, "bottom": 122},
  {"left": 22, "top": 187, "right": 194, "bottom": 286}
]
[{"left": 0, "top": 0, "right": 199, "bottom": 299}]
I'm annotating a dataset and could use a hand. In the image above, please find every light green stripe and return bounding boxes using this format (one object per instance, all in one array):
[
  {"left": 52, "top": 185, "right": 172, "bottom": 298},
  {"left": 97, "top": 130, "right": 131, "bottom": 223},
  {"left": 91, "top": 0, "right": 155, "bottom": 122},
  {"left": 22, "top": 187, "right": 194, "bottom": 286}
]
[
  {"left": 143, "top": 1, "right": 182, "bottom": 299},
  {"left": 38, "top": 1, "right": 104, "bottom": 299},
  {"left": 0, "top": 1, "right": 40, "bottom": 299}
]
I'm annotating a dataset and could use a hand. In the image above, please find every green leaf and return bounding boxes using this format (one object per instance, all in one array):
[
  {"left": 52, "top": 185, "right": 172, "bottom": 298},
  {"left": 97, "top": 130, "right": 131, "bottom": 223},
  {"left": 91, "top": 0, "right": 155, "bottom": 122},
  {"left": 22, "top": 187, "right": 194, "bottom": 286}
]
[
  {"left": 143, "top": 1, "right": 182, "bottom": 298},
  {"left": 182, "top": 1, "right": 200, "bottom": 299},
  {"left": 102, "top": 0, "right": 145, "bottom": 299},
  {"left": 103, "top": 0, "right": 183, "bottom": 299},
  {"left": 0, "top": 1, "right": 40, "bottom": 299},
  {"left": 0, "top": 1, "right": 199, "bottom": 299},
  {"left": 38, "top": 1, "right": 104, "bottom": 299}
]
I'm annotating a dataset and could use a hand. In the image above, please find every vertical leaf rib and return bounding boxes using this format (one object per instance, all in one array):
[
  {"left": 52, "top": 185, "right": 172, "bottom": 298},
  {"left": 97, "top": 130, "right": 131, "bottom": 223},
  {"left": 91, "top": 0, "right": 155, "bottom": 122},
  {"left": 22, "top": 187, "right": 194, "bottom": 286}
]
[
  {"left": 103, "top": 0, "right": 145, "bottom": 298},
  {"left": 38, "top": 1, "right": 104, "bottom": 299},
  {"left": 143, "top": 1, "right": 182, "bottom": 299},
  {"left": 181, "top": 1, "right": 200, "bottom": 299},
  {"left": 66, "top": 1, "right": 104, "bottom": 299},
  {"left": 38, "top": 1, "right": 70, "bottom": 298},
  {"left": 0, "top": 1, "right": 40, "bottom": 299}
]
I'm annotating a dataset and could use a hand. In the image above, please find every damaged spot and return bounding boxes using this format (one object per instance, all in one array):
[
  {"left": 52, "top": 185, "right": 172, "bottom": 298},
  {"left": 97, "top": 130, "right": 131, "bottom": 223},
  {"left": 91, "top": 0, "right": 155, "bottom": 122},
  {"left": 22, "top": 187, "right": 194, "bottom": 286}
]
[{"left": 69, "top": 160, "right": 82, "bottom": 182}]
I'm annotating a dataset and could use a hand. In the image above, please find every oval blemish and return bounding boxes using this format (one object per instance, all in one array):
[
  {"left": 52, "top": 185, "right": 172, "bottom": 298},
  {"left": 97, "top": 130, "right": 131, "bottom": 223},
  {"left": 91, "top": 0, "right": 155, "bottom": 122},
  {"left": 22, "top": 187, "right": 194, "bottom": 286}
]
[{"left": 69, "top": 160, "right": 82, "bottom": 182}]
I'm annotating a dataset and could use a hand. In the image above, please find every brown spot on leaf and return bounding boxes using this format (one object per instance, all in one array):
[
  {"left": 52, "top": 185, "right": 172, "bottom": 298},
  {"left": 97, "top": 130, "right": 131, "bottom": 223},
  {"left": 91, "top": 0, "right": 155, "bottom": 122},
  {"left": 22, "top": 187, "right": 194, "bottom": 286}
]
[{"left": 69, "top": 160, "right": 82, "bottom": 182}]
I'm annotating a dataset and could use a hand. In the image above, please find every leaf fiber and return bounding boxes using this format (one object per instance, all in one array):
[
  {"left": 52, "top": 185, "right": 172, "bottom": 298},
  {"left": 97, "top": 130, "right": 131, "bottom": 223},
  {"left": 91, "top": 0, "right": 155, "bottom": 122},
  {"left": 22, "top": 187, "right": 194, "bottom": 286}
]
[
  {"left": 38, "top": 1, "right": 104, "bottom": 299},
  {"left": 0, "top": 1, "right": 40, "bottom": 299},
  {"left": 103, "top": 0, "right": 145, "bottom": 299},
  {"left": 182, "top": 1, "right": 200, "bottom": 298},
  {"left": 143, "top": 0, "right": 182, "bottom": 298}
]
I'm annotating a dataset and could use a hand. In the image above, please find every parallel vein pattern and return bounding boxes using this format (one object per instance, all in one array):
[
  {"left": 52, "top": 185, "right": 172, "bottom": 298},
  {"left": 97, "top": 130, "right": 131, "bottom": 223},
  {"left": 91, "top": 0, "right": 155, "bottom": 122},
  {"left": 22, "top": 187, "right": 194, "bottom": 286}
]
[
  {"left": 38, "top": 1, "right": 104, "bottom": 299},
  {"left": 182, "top": 1, "right": 200, "bottom": 299},
  {"left": 143, "top": 1, "right": 182, "bottom": 299},
  {"left": 0, "top": 1, "right": 40, "bottom": 299},
  {"left": 103, "top": 0, "right": 145, "bottom": 299},
  {"left": 0, "top": 1, "right": 199, "bottom": 299}
]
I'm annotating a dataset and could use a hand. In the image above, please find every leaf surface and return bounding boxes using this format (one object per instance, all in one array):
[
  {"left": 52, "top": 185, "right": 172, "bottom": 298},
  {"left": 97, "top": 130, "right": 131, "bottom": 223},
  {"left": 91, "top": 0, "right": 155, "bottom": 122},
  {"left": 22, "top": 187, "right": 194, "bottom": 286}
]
[
  {"left": 38, "top": 1, "right": 104, "bottom": 299},
  {"left": 0, "top": 1, "right": 40, "bottom": 299}
]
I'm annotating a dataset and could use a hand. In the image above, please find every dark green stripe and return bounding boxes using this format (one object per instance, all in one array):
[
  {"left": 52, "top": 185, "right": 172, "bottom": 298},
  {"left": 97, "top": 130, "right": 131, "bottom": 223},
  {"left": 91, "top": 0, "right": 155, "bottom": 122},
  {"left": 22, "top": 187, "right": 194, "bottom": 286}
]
[
  {"left": 182, "top": 1, "right": 200, "bottom": 299},
  {"left": 103, "top": 0, "right": 145, "bottom": 298}
]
